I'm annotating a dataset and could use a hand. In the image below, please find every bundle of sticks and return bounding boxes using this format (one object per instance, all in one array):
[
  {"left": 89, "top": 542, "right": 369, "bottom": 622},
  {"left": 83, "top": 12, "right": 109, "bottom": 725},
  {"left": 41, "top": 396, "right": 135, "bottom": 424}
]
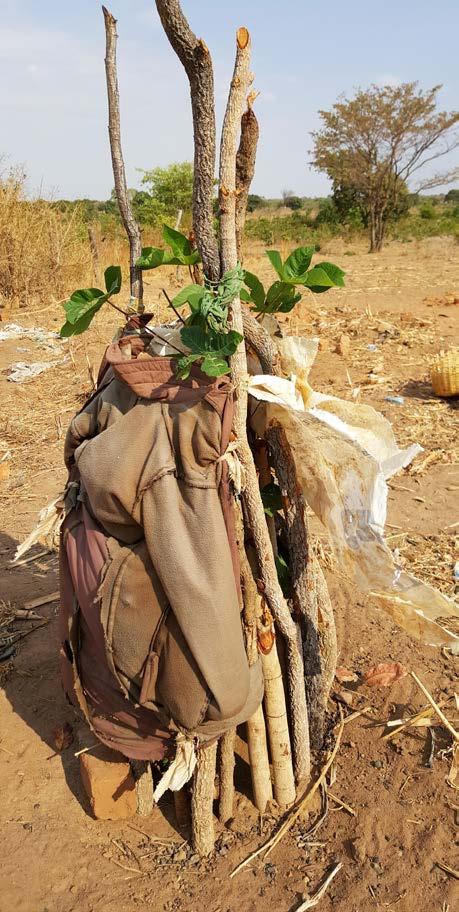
[{"left": 101, "top": 1, "right": 338, "bottom": 855}]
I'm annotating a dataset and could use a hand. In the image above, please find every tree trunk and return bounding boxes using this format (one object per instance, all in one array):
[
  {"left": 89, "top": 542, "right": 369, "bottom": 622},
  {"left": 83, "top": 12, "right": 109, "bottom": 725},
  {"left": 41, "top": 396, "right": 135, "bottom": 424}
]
[
  {"left": 155, "top": 0, "right": 220, "bottom": 281},
  {"left": 102, "top": 6, "right": 143, "bottom": 309},
  {"left": 191, "top": 740, "right": 218, "bottom": 856}
]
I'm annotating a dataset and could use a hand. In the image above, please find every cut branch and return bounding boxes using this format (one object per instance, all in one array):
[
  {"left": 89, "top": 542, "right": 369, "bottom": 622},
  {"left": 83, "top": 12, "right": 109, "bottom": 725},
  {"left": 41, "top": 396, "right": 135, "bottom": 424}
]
[
  {"left": 268, "top": 423, "right": 321, "bottom": 753},
  {"left": 155, "top": 0, "right": 220, "bottom": 280},
  {"left": 219, "top": 27, "right": 253, "bottom": 273},
  {"left": 102, "top": 6, "right": 143, "bottom": 309},
  {"left": 235, "top": 96, "right": 260, "bottom": 261},
  {"left": 191, "top": 740, "right": 218, "bottom": 855},
  {"left": 220, "top": 28, "right": 309, "bottom": 787},
  {"left": 218, "top": 728, "right": 236, "bottom": 823}
]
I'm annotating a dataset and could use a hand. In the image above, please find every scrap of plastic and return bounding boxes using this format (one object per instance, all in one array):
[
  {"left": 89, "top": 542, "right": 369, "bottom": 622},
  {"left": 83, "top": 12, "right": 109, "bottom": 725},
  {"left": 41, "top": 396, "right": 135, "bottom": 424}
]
[
  {"left": 385, "top": 395, "right": 405, "bottom": 405},
  {"left": 153, "top": 734, "right": 197, "bottom": 802},
  {"left": 7, "top": 360, "right": 62, "bottom": 382},
  {"left": 248, "top": 335, "right": 459, "bottom": 654},
  {"left": 0, "top": 323, "right": 65, "bottom": 351}
]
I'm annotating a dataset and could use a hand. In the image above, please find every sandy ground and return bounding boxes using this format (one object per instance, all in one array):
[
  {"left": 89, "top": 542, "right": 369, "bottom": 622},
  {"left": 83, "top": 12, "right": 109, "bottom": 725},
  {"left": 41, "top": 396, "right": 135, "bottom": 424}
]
[{"left": 0, "top": 237, "right": 458, "bottom": 912}]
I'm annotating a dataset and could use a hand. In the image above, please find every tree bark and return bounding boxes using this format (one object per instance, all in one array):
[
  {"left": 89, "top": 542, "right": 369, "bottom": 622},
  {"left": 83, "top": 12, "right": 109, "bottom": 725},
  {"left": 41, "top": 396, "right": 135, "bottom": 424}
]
[
  {"left": 102, "top": 6, "right": 143, "bottom": 309},
  {"left": 246, "top": 705, "right": 273, "bottom": 813},
  {"left": 191, "top": 740, "right": 218, "bottom": 856},
  {"left": 219, "top": 27, "right": 309, "bottom": 789},
  {"left": 218, "top": 728, "right": 236, "bottom": 823},
  {"left": 131, "top": 760, "right": 154, "bottom": 816},
  {"left": 267, "top": 424, "right": 320, "bottom": 754},
  {"left": 155, "top": 0, "right": 220, "bottom": 281},
  {"left": 234, "top": 500, "right": 273, "bottom": 813},
  {"left": 235, "top": 99, "right": 259, "bottom": 261},
  {"left": 219, "top": 27, "right": 253, "bottom": 273}
]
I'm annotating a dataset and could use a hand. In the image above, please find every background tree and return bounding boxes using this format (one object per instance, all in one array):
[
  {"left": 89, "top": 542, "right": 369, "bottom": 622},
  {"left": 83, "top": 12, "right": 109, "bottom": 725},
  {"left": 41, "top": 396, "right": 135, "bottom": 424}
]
[
  {"left": 311, "top": 82, "right": 459, "bottom": 251},
  {"left": 139, "top": 161, "right": 193, "bottom": 224}
]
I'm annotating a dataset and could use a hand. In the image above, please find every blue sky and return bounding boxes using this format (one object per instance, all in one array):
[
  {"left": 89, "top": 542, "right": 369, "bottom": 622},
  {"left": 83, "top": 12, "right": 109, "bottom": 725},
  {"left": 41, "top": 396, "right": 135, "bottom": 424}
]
[{"left": 1, "top": 0, "right": 458, "bottom": 199}]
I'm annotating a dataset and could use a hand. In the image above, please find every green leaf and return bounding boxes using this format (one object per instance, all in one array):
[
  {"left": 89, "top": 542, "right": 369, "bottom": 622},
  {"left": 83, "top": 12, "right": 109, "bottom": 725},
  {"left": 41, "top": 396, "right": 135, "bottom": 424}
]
[
  {"left": 302, "top": 265, "right": 338, "bottom": 292},
  {"left": 63, "top": 287, "right": 104, "bottom": 324},
  {"left": 200, "top": 353, "right": 231, "bottom": 376},
  {"left": 314, "top": 261, "right": 345, "bottom": 287},
  {"left": 162, "top": 224, "right": 201, "bottom": 266},
  {"left": 136, "top": 247, "right": 168, "bottom": 269},
  {"left": 261, "top": 482, "right": 283, "bottom": 517},
  {"left": 174, "top": 352, "right": 201, "bottom": 380},
  {"left": 278, "top": 290, "right": 302, "bottom": 313},
  {"left": 262, "top": 281, "right": 293, "bottom": 313},
  {"left": 243, "top": 270, "right": 265, "bottom": 310},
  {"left": 266, "top": 249, "right": 284, "bottom": 279},
  {"left": 171, "top": 285, "right": 206, "bottom": 312},
  {"left": 162, "top": 224, "right": 193, "bottom": 257},
  {"left": 180, "top": 324, "right": 209, "bottom": 354},
  {"left": 104, "top": 265, "right": 122, "bottom": 295},
  {"left": 60, "top": 305, "right": 101, "bottom": 337},
  {"left": 282, "top": 246, "right": 315, "bottom": 282}
]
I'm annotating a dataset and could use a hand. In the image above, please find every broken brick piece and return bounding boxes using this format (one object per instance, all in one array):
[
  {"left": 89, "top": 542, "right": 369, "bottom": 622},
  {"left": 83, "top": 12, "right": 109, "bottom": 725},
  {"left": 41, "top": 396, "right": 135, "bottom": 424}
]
[{"left": 79, "top": 745, "right": 137, "bottom": 820}]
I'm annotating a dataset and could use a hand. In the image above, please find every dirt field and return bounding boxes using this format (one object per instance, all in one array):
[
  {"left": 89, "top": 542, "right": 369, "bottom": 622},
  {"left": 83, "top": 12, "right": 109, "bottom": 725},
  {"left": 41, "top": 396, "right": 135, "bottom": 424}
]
[{"left": 0, "top": 237, "right": 458, "bottom": 912}]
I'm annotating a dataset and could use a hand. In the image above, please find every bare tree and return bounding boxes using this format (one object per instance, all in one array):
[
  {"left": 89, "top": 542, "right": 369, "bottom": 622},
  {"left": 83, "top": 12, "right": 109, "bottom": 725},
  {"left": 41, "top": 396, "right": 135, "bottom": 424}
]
[{"left": 311, "top": 82, "right": 459, "bottom": 251}]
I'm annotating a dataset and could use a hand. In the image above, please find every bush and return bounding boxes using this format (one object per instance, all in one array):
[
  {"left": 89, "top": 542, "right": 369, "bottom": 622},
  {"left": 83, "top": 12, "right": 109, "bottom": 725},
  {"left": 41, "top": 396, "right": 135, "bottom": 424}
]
[
  {"left": 247, "top": 194, "right": 265, "bottom": 212},
  {"left": 284, "top": 195, "right": 303, "bottom": 211},
  {"left": 445, "top": 189, "right": 459, "bottom": 204},
  {"left": 419, "top": 204, "right": 436, "bottom": 220}
]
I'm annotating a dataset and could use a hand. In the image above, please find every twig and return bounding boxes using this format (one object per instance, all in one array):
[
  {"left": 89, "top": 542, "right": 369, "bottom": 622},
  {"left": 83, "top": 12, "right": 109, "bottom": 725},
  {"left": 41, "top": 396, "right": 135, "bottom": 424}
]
[
  {"left": 105, "top": 855, "right": 145, "bottom": 876},
  {"left": 294, "top": 862, "right": 343, "bottom": 910},
  {"left": 162, "top": 288, "right": 186, "bottom": 324},
  {"left": 410, "top": 671, "right": 458, "bottom": 742},
  {"left": 435, "top": 861, "right": 459, "bottom": 880},
  {"left": 328, "top": 791, "right": 356, "bottom": 817},
  {"left": 230, "top": 716, "right": 344, "bottom": 877}
]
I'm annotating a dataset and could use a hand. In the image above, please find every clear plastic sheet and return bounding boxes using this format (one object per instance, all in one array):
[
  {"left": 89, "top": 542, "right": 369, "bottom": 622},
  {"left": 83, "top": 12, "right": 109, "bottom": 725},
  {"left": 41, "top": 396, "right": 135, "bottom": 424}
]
[{"left": 249, "top": 336, "right": 459, "bottom": 654}]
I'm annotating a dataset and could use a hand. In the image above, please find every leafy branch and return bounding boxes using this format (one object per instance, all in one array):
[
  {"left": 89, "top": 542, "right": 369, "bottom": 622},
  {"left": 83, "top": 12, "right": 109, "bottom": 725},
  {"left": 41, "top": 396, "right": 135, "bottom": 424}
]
[
  {"left": 241, "top": 246, "right": 345, "bottom": 314},
  {"left": 59, "top": 229, "right": 345, "bottom": 377}
]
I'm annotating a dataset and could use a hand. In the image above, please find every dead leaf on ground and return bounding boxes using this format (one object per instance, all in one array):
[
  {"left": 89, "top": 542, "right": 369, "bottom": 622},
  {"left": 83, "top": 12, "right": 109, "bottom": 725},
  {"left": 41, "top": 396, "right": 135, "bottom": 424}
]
[
  {"left": 335, "top": 666, "right": 359, "bottom": 684},
  {"left": 364, "top": 662, "right": 408, "bottom": 688},
  {"left": 53, "top": 722, "right": 74, "bottom": 752}
]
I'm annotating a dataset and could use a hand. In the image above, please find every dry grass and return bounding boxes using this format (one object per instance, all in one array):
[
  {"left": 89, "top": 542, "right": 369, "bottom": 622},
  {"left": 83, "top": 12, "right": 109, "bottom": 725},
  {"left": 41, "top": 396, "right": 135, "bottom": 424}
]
[{"left": 0, "top": 167, "right": 92, "bottom": 315}]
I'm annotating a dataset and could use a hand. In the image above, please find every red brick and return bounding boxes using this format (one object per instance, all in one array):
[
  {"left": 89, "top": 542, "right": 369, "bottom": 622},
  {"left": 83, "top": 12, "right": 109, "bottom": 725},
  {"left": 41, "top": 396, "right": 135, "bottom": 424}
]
[{"left": 79, "top": 745, "right": 137, "bottom": 820}]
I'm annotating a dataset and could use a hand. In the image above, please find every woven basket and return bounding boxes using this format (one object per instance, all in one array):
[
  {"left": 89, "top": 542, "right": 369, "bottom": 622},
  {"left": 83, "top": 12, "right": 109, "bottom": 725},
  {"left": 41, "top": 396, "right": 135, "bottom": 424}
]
[{"left": 430, "top": 349, "right": 459, "bottom": 398}]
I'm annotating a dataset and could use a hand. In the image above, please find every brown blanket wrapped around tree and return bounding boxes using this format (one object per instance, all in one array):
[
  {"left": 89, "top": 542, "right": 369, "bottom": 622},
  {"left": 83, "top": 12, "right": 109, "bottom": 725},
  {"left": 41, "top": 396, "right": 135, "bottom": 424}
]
[{"left": 59, "top": 330, "right": 263, "bottom": 760}]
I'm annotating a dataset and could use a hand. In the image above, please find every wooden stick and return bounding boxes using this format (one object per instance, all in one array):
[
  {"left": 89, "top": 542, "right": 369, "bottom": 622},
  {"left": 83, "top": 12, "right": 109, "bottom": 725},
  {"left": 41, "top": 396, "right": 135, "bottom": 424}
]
[
  {"left": 219, "top": 728, "right": 236, "bottom": 823},
  {"left": 261, "top": 630, "right": 296, "bottom": 808},
  {"left": 410, "top": 671, "right": 458, "bottom": 741},
  {"left": 295, "top": 862, "right": 343, "bottom": 910},
  {"left": 230, "top": 715, "right": 344, "bottom": 877},
  {"left": 191, "top": 740, "right": 218, "bottom": 856},
  {"left": 102, "top": 6, "right": 143, "bottom": 309},
  {"left": 155, "top": 0, "right": 220, "bottom": 281},
  {"left": 131, "top": 760, "right": 154, "bottom": 816},
  {"left": 234, "top": 503, "right": 273, "bottom": 813},
  {"left": 246, "top": 704, "right": 273, "bottom": 813}
]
